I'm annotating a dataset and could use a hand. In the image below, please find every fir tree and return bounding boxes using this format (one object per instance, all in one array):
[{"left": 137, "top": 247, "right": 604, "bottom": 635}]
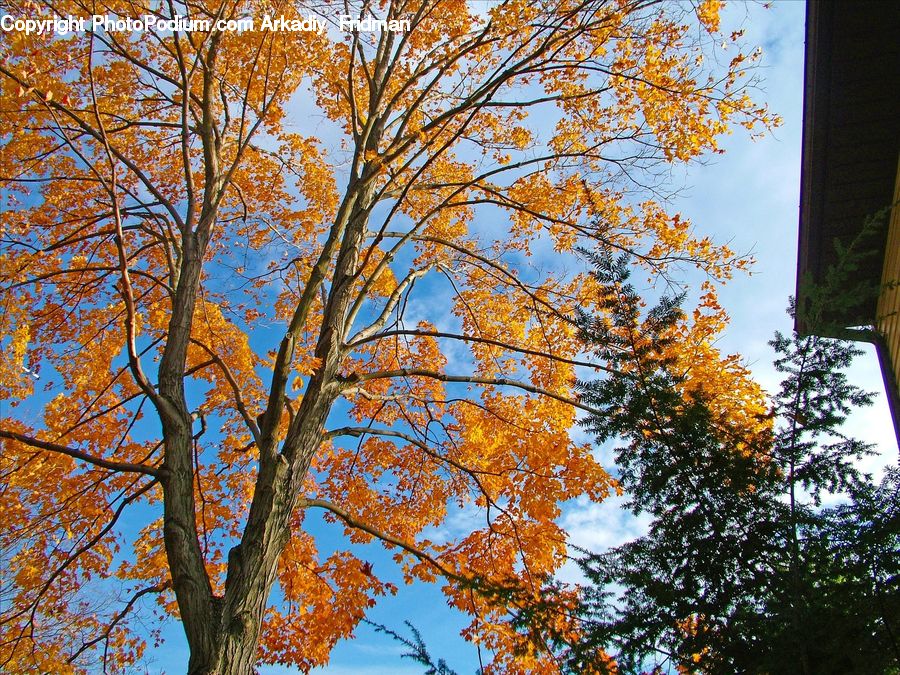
[{"left": 573, "top": 252, "right": 898, "bottom": 674}]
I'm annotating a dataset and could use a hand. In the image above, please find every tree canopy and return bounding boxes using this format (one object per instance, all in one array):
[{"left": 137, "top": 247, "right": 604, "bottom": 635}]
[{"left": 0, "top": 0, "right": 776, "bottom": 671}]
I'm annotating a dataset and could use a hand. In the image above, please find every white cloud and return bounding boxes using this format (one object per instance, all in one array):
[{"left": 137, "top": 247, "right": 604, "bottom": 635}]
[{"left": 556, "top": 495, "right": 651, "bottom": 584}]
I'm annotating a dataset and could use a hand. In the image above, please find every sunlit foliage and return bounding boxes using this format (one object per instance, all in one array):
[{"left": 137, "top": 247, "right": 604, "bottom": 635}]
[{"left": 0, "top": 0, "right": 776, "bottom": 670}]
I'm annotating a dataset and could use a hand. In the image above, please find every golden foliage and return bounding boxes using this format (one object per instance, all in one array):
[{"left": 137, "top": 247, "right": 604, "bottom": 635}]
[{"left": 0, "top": 0, "right": 777, "bottom": 670}]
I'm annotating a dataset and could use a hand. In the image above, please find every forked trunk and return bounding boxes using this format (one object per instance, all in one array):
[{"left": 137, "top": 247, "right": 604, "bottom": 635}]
[
  {"left": 186, "top": 612, "right": 263, "bottom": 675},
  {"left": 169, "top": 158, "right": 377, "bottom": 675}
]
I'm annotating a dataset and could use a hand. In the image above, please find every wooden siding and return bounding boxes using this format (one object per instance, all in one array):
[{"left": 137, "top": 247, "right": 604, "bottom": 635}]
[
  {"left": 796, "top": 0, "right": 900, "bottom": 336},
  {"left": 877, "top": 157, "right": 900, "bottom": 399}
]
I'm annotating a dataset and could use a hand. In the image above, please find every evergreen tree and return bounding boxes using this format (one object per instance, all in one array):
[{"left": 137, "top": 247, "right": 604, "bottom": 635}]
[{"left": 573, "top": 252, "right": 899, "bottom": 674}]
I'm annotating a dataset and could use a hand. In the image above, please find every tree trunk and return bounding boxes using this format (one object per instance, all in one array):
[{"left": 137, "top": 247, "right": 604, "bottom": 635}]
[{"left": 169, "top": 175, "right": 378, "bottom": 674}]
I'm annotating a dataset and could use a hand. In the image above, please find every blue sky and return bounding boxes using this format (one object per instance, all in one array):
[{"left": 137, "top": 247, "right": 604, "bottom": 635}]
[{"left": 106, "top": 1, "right": 898, "bottom": 672}]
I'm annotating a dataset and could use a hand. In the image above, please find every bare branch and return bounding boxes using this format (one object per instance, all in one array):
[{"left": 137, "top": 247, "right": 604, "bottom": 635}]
[{"left": 338, "top": 368, "right": 597, "bottom": 413}]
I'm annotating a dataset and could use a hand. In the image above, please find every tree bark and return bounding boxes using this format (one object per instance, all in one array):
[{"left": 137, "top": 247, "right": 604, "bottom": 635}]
[{"left": 164, "top": 168, "right": 379, "bottom": 674}]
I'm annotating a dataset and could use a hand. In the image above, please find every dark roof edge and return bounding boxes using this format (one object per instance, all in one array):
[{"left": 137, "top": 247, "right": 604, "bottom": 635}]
[
  {"left": 873, "top": 333, "right": 900, "bottom": 452},
  {"left": 795, "top": 0, "right": 832, "bottom": 336}
]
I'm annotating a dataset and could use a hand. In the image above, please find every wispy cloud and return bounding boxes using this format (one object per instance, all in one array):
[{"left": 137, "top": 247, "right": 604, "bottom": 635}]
[{"left": 557, "top": 494, "right": 651, "bottom": 584}]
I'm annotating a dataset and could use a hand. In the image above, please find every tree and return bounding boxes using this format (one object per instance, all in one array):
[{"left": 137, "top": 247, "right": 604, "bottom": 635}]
[
  {"left": 367, "top": 620, "right": 463, "bottom": 675},
  {"left": 572, "top": 252, "right": 898, "bottom": 673},
  {"left": 0, "top": 0, "right": 775, "bottom": 671},
  {"left": 796, "top": 468, "right": 900, "bottom": 674}
]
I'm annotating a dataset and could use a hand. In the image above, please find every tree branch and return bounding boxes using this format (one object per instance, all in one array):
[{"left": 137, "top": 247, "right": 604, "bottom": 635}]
[
  {"left": 348, "top": 328, "right": 614, "bottom": 372},
  {"left": 338, "top": 368, "right": 597, "bottom": 413},
  {"left": 301, "top": 497, "right": 463, "bottom": 583},
  {"left": 0, "top": 429, "right": 160, "bottom": 477}
]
